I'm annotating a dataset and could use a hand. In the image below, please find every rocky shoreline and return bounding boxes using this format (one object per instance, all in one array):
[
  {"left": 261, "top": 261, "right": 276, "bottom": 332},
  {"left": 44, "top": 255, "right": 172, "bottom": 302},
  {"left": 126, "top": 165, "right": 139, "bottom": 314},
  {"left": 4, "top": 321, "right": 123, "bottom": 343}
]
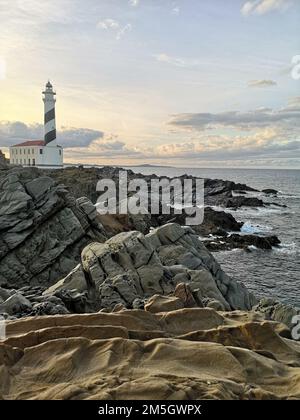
[{"left": 0, "top": 163, "right": 299, "bottom": 400}]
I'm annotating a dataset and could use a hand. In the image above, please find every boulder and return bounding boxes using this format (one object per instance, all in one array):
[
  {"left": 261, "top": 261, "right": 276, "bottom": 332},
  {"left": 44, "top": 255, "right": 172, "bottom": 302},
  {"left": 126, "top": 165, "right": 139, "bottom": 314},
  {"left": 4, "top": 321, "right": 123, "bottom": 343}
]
[
  {"left": 254, "top": 298, "right": 300, "bottom": 330},
  {"left": 81, "top": 223, "right": 257, "bottom": 311},
  {"left": 31, "top": 301, "right": 69, "bottom": 316},
  {"left": 205, "top": 234, "right": 281, "bottom": 252},
  {"left": 145, "top": 295, "right": 184, "bottom": 313},
  {"left": 262, "top": 189, "right": 278, "bottom": 195},
  {"left": 173, "top": 283, "right": 197, "bottom": 308},
  {"left": 43, "top": 264, "right": 87, "bottom": 296},
  {"left": 0, "top": 293, "right": 32, "bottom": 316}
]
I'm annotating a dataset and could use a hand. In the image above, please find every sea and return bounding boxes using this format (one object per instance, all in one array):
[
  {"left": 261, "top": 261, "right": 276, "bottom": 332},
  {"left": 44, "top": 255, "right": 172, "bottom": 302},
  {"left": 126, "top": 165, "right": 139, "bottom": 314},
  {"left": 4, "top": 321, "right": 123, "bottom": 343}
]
[{"left": 128, "top": 167, "right": 300, "bottom": 308}]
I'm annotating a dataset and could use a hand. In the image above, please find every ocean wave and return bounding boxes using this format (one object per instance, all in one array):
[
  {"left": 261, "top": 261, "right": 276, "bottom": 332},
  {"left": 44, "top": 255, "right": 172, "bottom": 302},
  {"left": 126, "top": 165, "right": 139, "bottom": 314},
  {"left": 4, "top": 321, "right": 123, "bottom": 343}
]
[
  {"left": 273, "top": 242, "right": 298, "bottom": 254},
  {"left": 232, "top": 206, "right": 291, "bottom": 217}
]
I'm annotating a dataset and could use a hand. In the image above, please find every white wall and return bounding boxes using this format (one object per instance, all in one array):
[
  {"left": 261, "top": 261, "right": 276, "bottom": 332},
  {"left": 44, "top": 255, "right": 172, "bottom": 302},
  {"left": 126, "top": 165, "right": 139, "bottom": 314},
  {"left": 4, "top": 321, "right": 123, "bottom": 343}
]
[{"left": 9, "top": 145, "right": 63, "bottom": 168}]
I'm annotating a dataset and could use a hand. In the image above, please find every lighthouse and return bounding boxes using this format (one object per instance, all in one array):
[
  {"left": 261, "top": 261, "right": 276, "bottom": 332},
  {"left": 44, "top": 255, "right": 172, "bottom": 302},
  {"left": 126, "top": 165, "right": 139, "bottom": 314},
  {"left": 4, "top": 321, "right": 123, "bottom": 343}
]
[
  {"left": 43, "top": 81, "right": 57, "bottom": 145},
  {"left": 9, "top": 81, "right": 63, "bottom": 169}
]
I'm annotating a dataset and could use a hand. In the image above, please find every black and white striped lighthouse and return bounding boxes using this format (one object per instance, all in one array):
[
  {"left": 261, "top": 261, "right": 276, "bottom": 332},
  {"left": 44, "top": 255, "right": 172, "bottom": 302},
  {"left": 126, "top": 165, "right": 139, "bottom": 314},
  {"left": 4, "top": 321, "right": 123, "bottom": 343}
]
[{"left": 42, "top": 81, "right": 57, "bottom": 145}]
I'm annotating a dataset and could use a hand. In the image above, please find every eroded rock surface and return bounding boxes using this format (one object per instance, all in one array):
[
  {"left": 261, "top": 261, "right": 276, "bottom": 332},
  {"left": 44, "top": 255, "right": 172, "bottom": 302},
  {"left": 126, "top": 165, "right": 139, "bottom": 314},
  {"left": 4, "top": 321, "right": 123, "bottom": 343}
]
[
  {"left": 0, "top": 167, "right": 107, "bottom": 289},
  {"left": 1, "top": 308, "right": 300, "bottom": 400},
  {"left": 78, "top": 223, "right": 257, "bottom": 312}
]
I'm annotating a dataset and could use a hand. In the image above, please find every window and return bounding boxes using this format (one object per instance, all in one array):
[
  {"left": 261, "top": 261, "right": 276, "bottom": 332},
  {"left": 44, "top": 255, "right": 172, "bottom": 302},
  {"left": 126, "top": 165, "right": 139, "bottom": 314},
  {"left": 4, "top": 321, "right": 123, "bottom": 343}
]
[
  {"left": 32, "top": 158, "right": 35, "bottom": 166},
  {"left": 59, "top": 149, "right": 62, "bottom": 156},
  {"left": 24, "top": 149, "right": 26, "bottom": 154},
  {"left": 28, "top": 149, "right": 30, "bottom": 154},
  {"left": 32, "top": 149, "right": 34, "bottom": 154},
  {"left": 40, "top": 149, "right": 43, "bottom": 155},
  {"left": 28, "top": 159, "right": 31, "bottom": 166}
]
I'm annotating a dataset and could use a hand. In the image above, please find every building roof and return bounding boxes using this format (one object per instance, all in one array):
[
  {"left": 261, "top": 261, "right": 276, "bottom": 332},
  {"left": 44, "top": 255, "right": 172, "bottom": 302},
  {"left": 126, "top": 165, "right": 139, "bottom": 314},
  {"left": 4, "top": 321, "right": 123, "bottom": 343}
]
[{"left": 11, "top": 140, "right": 45, "bottom": 147}]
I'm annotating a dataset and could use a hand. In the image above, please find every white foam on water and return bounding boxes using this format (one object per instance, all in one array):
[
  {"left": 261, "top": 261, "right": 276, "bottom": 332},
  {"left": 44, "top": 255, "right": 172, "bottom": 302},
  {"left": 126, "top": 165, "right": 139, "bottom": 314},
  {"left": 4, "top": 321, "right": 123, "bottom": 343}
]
[
  {"left": 240, "top": 221, "right": 273, "bottom": 234},
  {"left": 248, "top": 245, "right": 258, "bottom": 251},
  {"left": 273, "top": 242, "right": 298, "bottom": 255}
]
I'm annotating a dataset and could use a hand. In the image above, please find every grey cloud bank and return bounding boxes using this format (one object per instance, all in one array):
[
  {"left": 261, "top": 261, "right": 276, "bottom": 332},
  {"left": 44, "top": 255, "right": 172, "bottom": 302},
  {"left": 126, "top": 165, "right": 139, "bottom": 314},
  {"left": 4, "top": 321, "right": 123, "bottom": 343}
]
[{"left": 0, "top": 121, "right": 104, "bottom": 148}]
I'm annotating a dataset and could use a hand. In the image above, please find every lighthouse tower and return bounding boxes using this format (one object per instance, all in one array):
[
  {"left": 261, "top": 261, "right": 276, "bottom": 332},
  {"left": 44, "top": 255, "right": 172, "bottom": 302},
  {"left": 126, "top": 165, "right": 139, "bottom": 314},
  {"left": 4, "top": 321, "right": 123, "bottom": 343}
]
[
  {"left": 9, "top": 81, "right": 63, "bottom": 169},
  {"left": 43, "top": 81, "right": 57, "bottom": 145}
]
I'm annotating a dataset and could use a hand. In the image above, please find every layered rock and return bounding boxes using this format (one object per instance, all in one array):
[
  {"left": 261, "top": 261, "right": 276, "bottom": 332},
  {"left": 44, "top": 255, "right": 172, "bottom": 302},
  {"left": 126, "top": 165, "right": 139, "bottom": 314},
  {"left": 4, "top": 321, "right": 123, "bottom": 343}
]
[
  {"left": 0, "top": 167, "right": 107, "bottom": 289},
  {"left": 1, "top": 307, "right": 300, "bottom": 400},
  {"left": 254, "top": 298, "right": 300, "bottom": 330},
  {"left": 54, "top": 223, "right": 257, "bottom": 312}
]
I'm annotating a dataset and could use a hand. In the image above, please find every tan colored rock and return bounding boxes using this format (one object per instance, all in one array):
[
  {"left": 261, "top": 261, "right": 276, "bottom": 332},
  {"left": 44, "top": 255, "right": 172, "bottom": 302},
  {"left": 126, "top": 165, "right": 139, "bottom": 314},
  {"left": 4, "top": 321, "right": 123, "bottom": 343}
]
[
  {"left": 173, "top": 283, "right": 197, "bottom": 308},
  {"left": 1, "top": 308, "right": 300, "bottom": 400},
  {"left": 145, "top": 295, "right": 184, "bottom": 313}
]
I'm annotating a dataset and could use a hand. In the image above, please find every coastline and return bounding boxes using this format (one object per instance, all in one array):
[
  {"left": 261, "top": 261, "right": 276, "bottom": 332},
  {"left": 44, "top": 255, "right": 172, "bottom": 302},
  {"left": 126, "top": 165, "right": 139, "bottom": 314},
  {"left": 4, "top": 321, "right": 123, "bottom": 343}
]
[{"left": 0, "top": 163, "right": 299, "bottom": 400}]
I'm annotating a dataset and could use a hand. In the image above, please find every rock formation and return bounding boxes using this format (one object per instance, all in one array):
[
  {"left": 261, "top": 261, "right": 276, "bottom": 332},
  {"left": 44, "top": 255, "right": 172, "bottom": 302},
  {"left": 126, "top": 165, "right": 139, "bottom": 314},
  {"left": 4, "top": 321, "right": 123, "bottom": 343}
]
[
  {"left": 0, "top": 150, "right": 8, "bottom": 169},
  {"left": 40, "top": 223, "right": 256, "bottom": 313},
  {"left": 0, "top": 167, "right": 107, "bottom": 289},
  {"left": 0, "top": 165, "right": 299, "bottom": 401},
  {"left": 1, "top": 306, "right": 300, "bottom": 400}
]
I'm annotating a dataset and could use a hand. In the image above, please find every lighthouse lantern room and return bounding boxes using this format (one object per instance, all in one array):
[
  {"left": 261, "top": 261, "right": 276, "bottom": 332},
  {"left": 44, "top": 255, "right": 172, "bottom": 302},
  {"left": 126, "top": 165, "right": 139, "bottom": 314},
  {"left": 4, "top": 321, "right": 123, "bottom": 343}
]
[{"left": 9, "top": 81, "right": 63, "bottom": 169}]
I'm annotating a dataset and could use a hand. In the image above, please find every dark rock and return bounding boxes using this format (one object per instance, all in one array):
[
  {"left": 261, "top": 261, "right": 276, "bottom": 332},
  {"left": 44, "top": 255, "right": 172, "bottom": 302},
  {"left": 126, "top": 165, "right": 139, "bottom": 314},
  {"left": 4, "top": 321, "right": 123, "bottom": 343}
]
[
  {"left": 0, "top": 167, "right": 107, "bottom": 289},
  {"left": 31, "top": 301, "right": 69, "bottom": 316},
  {"left": 254, "top": 298, "right": 300, "bottom": 331},
  {"left": 262, "top": 189, "right": 278, "bottom": 195},
  {"left": 221, "top": 196, "right": 265, "bottom": 209},
  {"left": 0, "top": 293, "right": 32, "bottom": 316},
  {"left": 205, "top": 234, "right": 281, "bottom": 252}
]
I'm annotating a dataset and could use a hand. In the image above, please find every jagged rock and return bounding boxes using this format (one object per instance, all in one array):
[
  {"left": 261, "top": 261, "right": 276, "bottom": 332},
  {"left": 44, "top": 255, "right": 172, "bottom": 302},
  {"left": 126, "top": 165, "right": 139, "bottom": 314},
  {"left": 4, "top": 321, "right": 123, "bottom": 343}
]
[
  {"left": 205, "top": 234, "right": 281, "bottom": 252},
  {"left": 221, "top": 196, "right": 265, "bottom": 209},
  {"left": 132, "top": 298, "right": 145, "bottom": 310},
  {"left": 262, "top": 189, "right": 278, "bottom": 195},
  {"left": 54, "top": 289, "right": 90, "bottom": 314},
  {"left": 43, "top": 264, "right": 87, "bottom": 296},
  {"left": 145, "top": 294, "right": 184, "bottom": 313},
  {"left": 112, "top": 303, "right": 126, "bottom": 312},
  {"left": 0, "top": 288, "right": 16, "bottom": 303},
  {"left": 254, "top": 298, "right": 300, "bottom": 330},
  {"left": 0, "top": 167, "right": 107, "bottom": 289},
  {"left": 0, "top": 293, "right": 32, "bottom": 316},
  {"left": 203, "top": 297, "right": 226, "bottom": 311},
  {"left": 81, "top": 223, "right": 257, "bottom": 311},
  {"left": 173, "top": 283, "right": 197, "bottom": 308},
  {"left": 31, "top": 301, "right": 69, "bottom": 316}
]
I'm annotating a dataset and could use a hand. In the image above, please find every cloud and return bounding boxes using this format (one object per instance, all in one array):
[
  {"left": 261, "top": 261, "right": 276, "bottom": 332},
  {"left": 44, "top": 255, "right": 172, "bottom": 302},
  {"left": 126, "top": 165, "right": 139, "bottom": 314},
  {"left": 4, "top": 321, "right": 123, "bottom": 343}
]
[
  {"left": 129, "top": 0, "right": 139, "bottom": 6},
  {"left": 168, "top": 103, "right": 300, "bottom": 132},
  {"left": 248, "top": 79, "right": 277, "bottom": 87},
  {"left": 153, "top": 130, "right": 300, "bottom": 160},
  {"left": 172, "top": 7, "right": 180, "bottom": 15},
  {"left": 97, "top": 19, "right": 120, "bottom": 30},
  {"left": 154, "top": 53, "right": 199, "bottom": 68},
  {"left": 165, "top": 100, "right": 300, "bottom": 162},
  {"left": 241, "top": 0, "right": 292, "bottom": 16},
  {"left": 0, "top": 121, "right": 104, "bottom": 148},
  {"left": 0, "top": 0, "right": 74, "bottom": 25},
  {"left": 97, "top": 18, "right": 132, "bottom": 40},
  {"left": 116, "top": 23, "right": 132, "bottom": 40}
]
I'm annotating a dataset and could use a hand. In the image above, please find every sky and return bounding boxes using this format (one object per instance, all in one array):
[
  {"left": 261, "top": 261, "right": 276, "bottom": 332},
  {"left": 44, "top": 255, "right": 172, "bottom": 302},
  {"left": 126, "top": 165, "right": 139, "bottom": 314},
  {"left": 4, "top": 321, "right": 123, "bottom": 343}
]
[{"left": 0, "top": 0, "right": 299, "bottom": 168}]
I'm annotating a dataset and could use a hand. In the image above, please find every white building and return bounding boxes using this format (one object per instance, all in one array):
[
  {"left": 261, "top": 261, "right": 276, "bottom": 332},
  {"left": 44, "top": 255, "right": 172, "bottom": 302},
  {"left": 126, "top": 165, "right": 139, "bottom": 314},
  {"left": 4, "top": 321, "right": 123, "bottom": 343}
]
[{"left": 9, "top": 81, "right": 63, "bottom": 169}]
